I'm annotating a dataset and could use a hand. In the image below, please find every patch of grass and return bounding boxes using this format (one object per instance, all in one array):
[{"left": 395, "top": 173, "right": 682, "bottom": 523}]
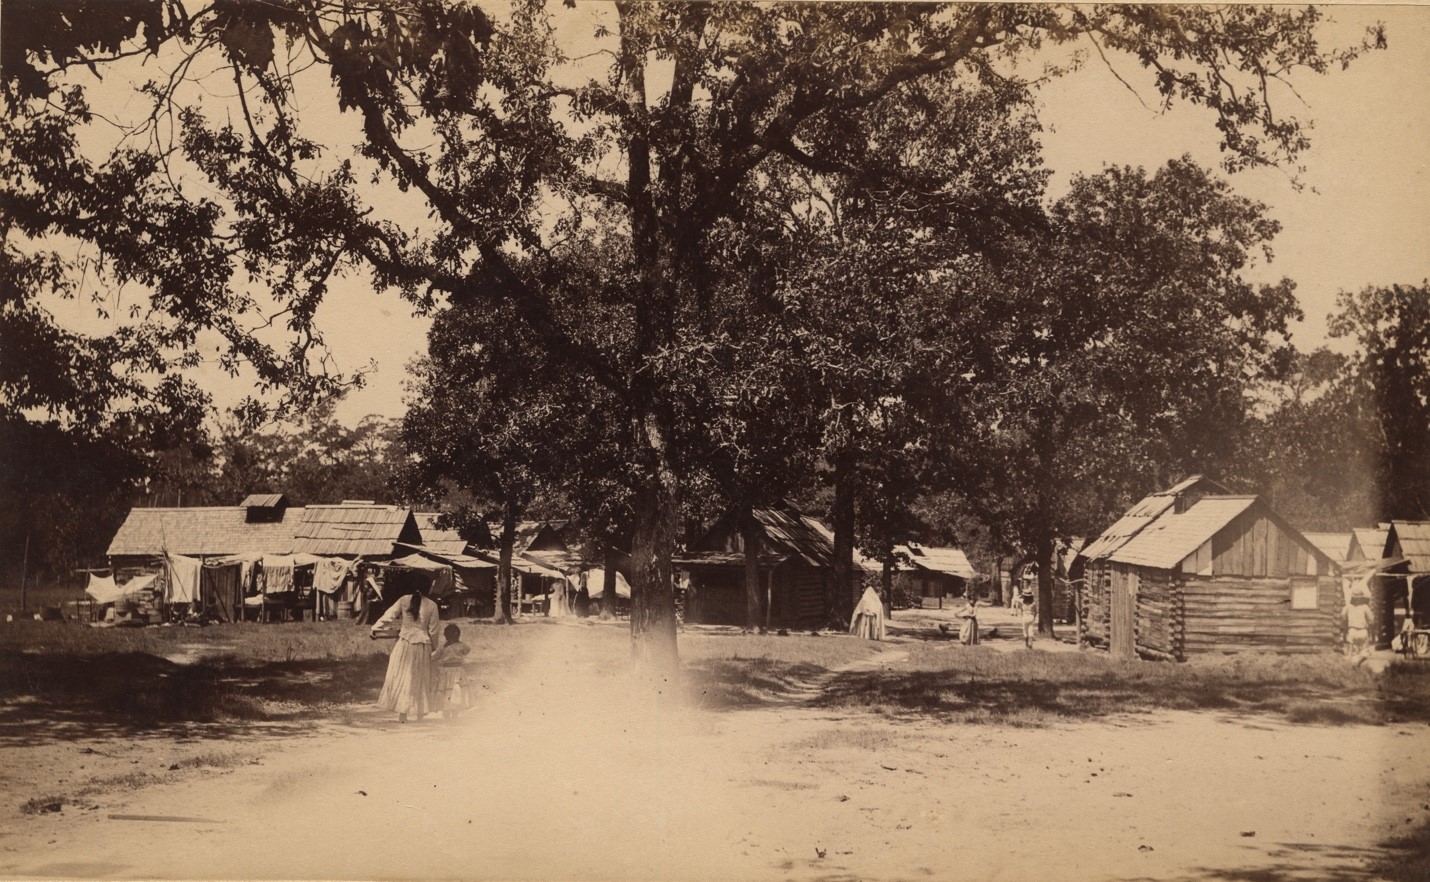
[
  {"left": 168, "top": 750, "right": 247, "bottom": 771},
  {"left": 681, "top": 632, "right": 878, "bottom": 670},
  {"left": 786, "top": 726, "right": 917, "bottom": 752},
  {"left": 812, "top": 644, "right": 1430, "bottom": 727},
  {"left": 19, "top": 795, "right": 68, "bottom": 815}
]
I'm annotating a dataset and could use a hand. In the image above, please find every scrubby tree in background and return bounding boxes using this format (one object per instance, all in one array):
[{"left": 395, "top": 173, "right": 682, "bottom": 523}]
[
  {"left": 1236, "top": 284, "right": 1430, "bottom": 528},
  {"left": 1, "top": 0, "right": 1384, "bottom": 669}
]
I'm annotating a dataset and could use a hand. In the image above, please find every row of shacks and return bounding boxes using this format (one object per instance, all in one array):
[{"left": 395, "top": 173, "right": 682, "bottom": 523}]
[
  {"left": 1076, "top": 475, "right": 1430, "bottom": 659},
  {"left": 93, "top": 495, "right": 973, "bottom": 630},
  {"left": 89, "top": 494, "right": 629, "bottom": 624}
]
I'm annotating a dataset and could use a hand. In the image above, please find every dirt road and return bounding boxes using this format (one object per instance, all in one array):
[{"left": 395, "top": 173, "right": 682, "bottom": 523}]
[{"left": 2, "top": 622, "right": 1427, "bottom": 881}]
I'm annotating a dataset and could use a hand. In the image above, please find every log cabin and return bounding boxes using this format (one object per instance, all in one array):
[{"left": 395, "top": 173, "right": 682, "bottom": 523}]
[{"left": 1094, "top": 495, "right": 1339, "bottom": 659}]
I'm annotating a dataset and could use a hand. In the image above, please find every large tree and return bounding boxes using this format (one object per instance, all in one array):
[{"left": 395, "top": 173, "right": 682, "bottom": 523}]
[
  {"left": 972, "top": 158, "right": 1303, "bottom": 634},
  {"left": 2, "top": 0, "right": 1382, "bottom": 672}
]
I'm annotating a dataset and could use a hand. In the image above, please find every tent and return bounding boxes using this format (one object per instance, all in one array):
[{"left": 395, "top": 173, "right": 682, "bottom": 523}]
[
  {"left": 849, "top": 586, "right": 886, "bottom": 641},
  {"left": 577, "top": 568, "right": 631, "bottom": 600},
  {"left": 85, "top": 572, "right": 157, "bottom": 605}
]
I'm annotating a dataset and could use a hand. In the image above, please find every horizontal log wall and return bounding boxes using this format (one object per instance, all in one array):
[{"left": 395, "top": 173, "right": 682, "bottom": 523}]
[
  {"left": 1132, "top": 566, "right": 1182, "bottom": 658},
  {"left": 1181, "top": 576, "right": 1341, "bottom": 654}
]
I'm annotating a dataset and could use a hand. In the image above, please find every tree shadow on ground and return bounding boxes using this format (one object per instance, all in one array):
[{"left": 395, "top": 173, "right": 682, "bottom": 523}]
[
  {"left": 1115, "top": 831, "right": 1430, "bottom": 882},
  {"left": 683, "top": 660, "right": 833, "bottom": 710},
  {"left": 805, "top": 664, "right": 1430, "bottom": 728},
  {"left": 0, "top": 650, "right": 390, "bottom": 746}
]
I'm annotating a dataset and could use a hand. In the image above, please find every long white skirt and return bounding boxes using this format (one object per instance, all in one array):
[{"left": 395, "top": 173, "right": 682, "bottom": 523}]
[{"left": 377, "top": 639, "right": 434, "bottom": 716}]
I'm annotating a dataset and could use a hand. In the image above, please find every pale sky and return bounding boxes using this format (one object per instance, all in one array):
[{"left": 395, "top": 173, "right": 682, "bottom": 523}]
[{"left": 37, "top": 3, "right": 1430, "bottom": 427}]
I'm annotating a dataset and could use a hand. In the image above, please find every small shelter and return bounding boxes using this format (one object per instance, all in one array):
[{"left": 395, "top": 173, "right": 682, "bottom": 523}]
[
  {"left": 1089, "top": 494, "right": 1337, "bottom": 659},
  {"left": 1376, "top": 521, "right": 1430, "bottom": 647},
  {"left": 676, "top": 503, "right": 833, "bottom": 630},
  {"left": 892, "top": 544, "right": 976, "bottom": 609},
  {"left": 849, "top": 586, "right": 886, "bottom": 640}
]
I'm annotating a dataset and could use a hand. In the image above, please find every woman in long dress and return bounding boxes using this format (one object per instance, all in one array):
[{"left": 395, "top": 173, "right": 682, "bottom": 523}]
[
  {"left": 371, "top": 585, "right": 441, "bottom": 722},
  {"left": 958, "top": 595, "right": 980, "bottom": 645}
]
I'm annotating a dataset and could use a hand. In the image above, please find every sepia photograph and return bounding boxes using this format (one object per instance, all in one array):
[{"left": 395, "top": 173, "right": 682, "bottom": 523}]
[{"left": 0, "top": 1, "right": 1428, "bottom": 879}]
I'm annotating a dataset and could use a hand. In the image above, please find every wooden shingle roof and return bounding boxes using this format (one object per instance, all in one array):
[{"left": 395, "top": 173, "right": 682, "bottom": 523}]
[
  {"left": 1348, "top": 526, "right": 1390, "bottom": 561},
  {"left": 293, "top": 504, "right": 419, "bottom": 556},
  {"left": 108, "top": 506, "right": 304, "bottom": 557},
  {"left": 1302, "top": 532, "right": 1352, "bottom": 564},
  {"left": 1388, "top": 521, "right": 1430, "bottom": 573},
  {"left": 1110, "top": 497, "right": 1259, "bottom": 570},
  {"left": 414, "top": 512, "right": 472, "bottom": 555},
  {"left": 900, "top": 544, "right": 976, "bottom": 579},
  {"left": 1081, "top": 475, "right": 1228, "bottom": 561}
]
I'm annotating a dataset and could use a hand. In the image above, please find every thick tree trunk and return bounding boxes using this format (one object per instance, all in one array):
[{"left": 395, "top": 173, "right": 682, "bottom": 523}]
[
  {"left": 739, "top": 504, "right": 762, "bottom": 632},
  {"left": 1037, "top": 529, "right": 1056, "bottom": 638},
  {"left": 990, "top": 555, "right": 1005, "bottom": 606},
  {"left": 601, "top": 545, "right": 618, "bottom": 620},
  {"left": 830, "top": 460, "right": 855, "bottom": 628},
  {"left": 627, "top": 415, "right": 680, "bottom": 679},
  {"left": 881, "top": 557, "right": 893, "bottom": 618},
  {"left": 497, "top": 506, "right": 516, "bottom": 625}
]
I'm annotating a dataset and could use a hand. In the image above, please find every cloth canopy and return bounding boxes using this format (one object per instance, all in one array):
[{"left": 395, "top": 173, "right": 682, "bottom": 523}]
[
  {"left": 86, "top": 572, "right": 157, "bottom": 605},
  {"left": 849, "top": 586, "right": 886, "bottom": 641},
  {"left": 387, "top": 555, "right": 456, "bottom": 599}
]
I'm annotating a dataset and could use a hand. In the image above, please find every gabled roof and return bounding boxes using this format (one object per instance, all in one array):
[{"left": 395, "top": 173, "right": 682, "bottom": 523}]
[
  {"left": 293, "top": 504, "right": 418, "bottom": 556},
  {"left": 1349, "top": 526, "right": 1391, "bottom": 561},
  {"left": 685, "top": 504, "right": 834, "bottom": 568},
  {"left": 1388, "top": 521, "right": 1430, "bottom": 573},
  {"left": 1110, "top": 497, "right": 1259, "bottom": 570},
  {"left": 108, "top": 506, "right": 304, "bottom": 557},
  {"left": 413, "top": 512, "right": 472, "bottom": 555},
  {"left": 753, "top": 506, "right": 833, "bottom": 567},
  {"left": 900, "top": 544, "right": 975, "bottom": 579},
  {"left": 1302, "top": 532, "right": 1352, "bottom": 564},
  {"left": 1081, "top": 475, "right": 1228, "bottom": 561}
]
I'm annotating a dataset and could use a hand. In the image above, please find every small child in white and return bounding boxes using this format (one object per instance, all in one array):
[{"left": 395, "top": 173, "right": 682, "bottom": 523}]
[
  {"left": 1020, "top": 591, "right": 1037, "bottom": 649},
  {"left": 431, "top": 623, "right": 472, "bottom": 720}
]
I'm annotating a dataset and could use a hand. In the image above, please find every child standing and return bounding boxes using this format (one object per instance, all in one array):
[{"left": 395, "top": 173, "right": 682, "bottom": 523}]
[
  {"left": 1020, "top": 590, "right": 1037, "bottom": 649},
  {"left": 431, "top": 623, "right": 472, "bottom": 720}
]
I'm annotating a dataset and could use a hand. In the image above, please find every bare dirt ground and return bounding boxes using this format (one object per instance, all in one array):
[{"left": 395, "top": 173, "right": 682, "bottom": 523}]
[{"left": 2, "top": 613, "right": 1428, "bottom": 882}]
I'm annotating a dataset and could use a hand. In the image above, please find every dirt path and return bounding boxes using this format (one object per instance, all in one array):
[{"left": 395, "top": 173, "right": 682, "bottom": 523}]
[{"left": 2, "top": 626, "right": 1427, "bottom": 881}]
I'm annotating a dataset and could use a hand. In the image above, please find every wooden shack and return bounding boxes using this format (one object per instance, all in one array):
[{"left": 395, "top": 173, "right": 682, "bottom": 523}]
[
  {"left": 1079, "top": 475, "right": 1228, "bottom": 650},
  {"left": 892, "top": 544, "right": 975, "bottom": 609},
  {"left": 676, "top": 504, "right": 833, "bottom": 630},
  {"left": 1378, "top": 521, "right": 1430, "bottom": 647},
  {"left": 1093, "top": 495, "right": 1338, "bottom": 659}
]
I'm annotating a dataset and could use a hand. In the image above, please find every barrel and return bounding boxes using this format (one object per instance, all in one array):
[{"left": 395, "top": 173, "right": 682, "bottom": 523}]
[{"left": 336, "top": 601, "right": 354, "bottom": 619}]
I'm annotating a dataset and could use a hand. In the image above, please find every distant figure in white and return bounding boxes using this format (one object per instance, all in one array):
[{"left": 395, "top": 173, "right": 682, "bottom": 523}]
[
  {"left": 371, "top": 585, "right": 441, "bottom": 722},
  {"left": 957, "top": 595, "right": 980, "bottom": 645},
  {"left": 849, "top": 586, "right": 886, "bottom": 641},
  {"left": 1019, "top": 589, "right": 1037, "bottom": 649},
  {"left": 1344, "top": 589, "right": 1373, "bottom": 664}
]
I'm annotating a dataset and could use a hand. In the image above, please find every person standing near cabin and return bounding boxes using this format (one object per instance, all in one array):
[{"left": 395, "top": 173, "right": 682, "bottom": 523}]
[
  {"left": 371, "top": 584, "right": 440, "bottom": 723},
  {"left": 1344, "top": 589, "right": 1373, "bottom": 663}
]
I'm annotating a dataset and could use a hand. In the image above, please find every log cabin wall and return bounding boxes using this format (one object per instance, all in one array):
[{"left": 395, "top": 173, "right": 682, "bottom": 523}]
[
  {"left": 1180, "top": 575, "right": 1341, "bottom": 654},
  {"left": 1130, "top": 565, "right": 1182, "bottom": 659},
  {"left": 1081, "top": 559, "right": 1112, "bottom": 648},
  {"left": 685, "top": 567, "right": 746, "bottom": 625},
  {"left": 780, "top": 565, "right": 828, "bottom": 629}
]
